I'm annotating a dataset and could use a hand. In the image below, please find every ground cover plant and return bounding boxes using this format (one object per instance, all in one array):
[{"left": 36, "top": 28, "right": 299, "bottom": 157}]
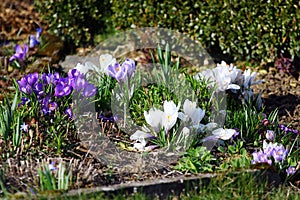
[{"left": 0, "top": 0, "right": 299, "bottom": 199}]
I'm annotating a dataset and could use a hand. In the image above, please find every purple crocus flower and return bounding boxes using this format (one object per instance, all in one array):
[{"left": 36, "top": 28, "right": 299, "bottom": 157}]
[
  {"left": 33, "top": 82, "right": 44, "bottom": 97},
  {"left": 41, "top": 73, "right": 53, "bottom": 85},
  {"left": 29, "top": 28, "right": 42, "bottom": 48},
  {"left": 17, "top": 72, "right": 39, "bottom": 95},
  {"left": 65, "top": 108, "right": 73, "bottom": 119},
  {"left": 98, "top": 114, "right": 115, "bottom": 122},
  {"left": 82, "top": 83, "right": 97, "bottom": 97},
  {"left": 27, "top": 72, "right": 39, "bottom": 85},
  {"left": 252, "top": 150, "right": 272, "bottom": 165},
  {"left": 17, "top": 77, "right": 33, "bottom": 94},
  {"left": 108, "top": 63, "right": 126, "bottom": 82},
  {"left": 122, "top": 58, "right": 136, "bottom": 79},
  {"left": 73, "top": 75, "right": 87, "bottom": 91},
  {"left": 9, "top": 44, "right": 28, "bottom": 62},
  {"left": 40, "top": 95, "right": 58, "bottom": 115},
  {"left": 54, "top": 82, "right": 72, "bottom": 97},
  {"left": 286, "top": 166, "right": 296, "bottom": 175},
  {"left": 271, "top": 144, "right": 288, "bottom": 163},
  {"left": 265, "top": 130, "right": 274, "bottom": 141},
  {"left": 68, "top": 68, "right": 81, "bottom": 79},
  {"left": 48, "top": 102, "right": 58, "bottom": 112}
]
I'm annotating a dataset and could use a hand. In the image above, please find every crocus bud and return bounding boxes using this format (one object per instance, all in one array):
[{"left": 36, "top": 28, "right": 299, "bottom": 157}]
[{"left": 265, "top": 130, "right": 274, "bottom": 141}]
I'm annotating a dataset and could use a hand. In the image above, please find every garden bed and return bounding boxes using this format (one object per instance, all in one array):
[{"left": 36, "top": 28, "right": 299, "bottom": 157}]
[{"left": 0, "top": 1, "right": 299, "bottom": 198}]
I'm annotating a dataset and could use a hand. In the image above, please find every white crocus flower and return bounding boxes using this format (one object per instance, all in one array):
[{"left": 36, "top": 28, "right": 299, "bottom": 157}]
[
  {"left": 162, "top": 100, "right": 180, "bottom": 132},
  {"left": 179, "top": 99, "right": 205, "bottom": 125},
  {"left": 212, "top": 128, "right": 236, "bottom": 140},
  {"left": 243, "top": 69, "right": 263, "bottom": 89},
  {"left": 75, "top": 62, "right": 94, "bottom": 74},
  {"left": 144, "top": 108, "right": 164, "bottom": 131},
  {"left": 198, "top": 61, "right": 242, "bottom": 92},
  {"left": 202, "top": 128, "right": 236, "bottom": 142},
  {"left": 99, "top": 54, "right": 116, "bottom": 75},
  {"left": 130, "top": 130, "right": 153, "bottom": 151}
]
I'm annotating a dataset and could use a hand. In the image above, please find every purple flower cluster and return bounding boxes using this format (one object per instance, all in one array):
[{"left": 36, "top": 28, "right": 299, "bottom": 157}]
[
  {"left": 29, "top": 28, "right": 42, "bottom": 48},
  {"left": 17, "top": 69, "right": 97, "bottom": 116},
  {"left": 9, "top": 28, "right": 42, "bottom": 63},
  {"left": 252, "top": 141, "right": 288, "bottom": 165},
  {"left": 108, "top": 58, "right": 136, "bottom": 83},
  {"left": 279, "top": 124, "right": 299, "bottom": 135}
]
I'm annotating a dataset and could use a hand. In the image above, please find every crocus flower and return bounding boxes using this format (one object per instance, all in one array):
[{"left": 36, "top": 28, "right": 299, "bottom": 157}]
[
  {"left": 20, "top": 97, "right": 30, "bottom": 105},
  {"left": 252, "top": 150, "right": 272, "bottom": 165},
  {"left": 211, "top": 128, "right": 237, "bottom": 140},
  {"left": 262, "top": 118, "right": 269, "bottom": 126},
  {"left": 144, "top": 108, "right": 164, "bottom": 132},
  {"left": 54, "top": 82, "right": 72, "bottom": 97},
  {"left": 162, "top": 100, "right": 180, "bottom": 133},
  {"left": 178, "top": 99, "right": 205, "bottom": 125},
  {"left": 48, "top": 102, "right": 58, "bottom": 112},
  {"left": 196, "top": 61, "right": 241, "bottom": 92},
  {"left": 29, "top": 28, "right": 42, "bottom": 48},
  {"left": 130, "top": 130, "right": 156, "bottom": 151},
  {"left": 41, "top": 73, "right": 53, "bottom": 85},
  {"left": 73, "top": 75, "right": 87, "bottom": 91},
  {"left": 9, "top": 44, "right": 28, "bottom": 62},
  {"left": 17, "top": 77, "right": 33, "bottom": 94},
  {"left": 265, "top": 130, "right": 275, "bottom": 141},
  {"left": 74, "top": 62, "right": 94, "bottom": 75},
  {"left": 17, "top": 72, "right": 39, "bottom": 95},
  {"left": 99, "top": 54, "right": 116, "bottom": 75},
  {"left": 33, "top": 82, "right": 44, "bottom": 97},
  {"left": 242, "top": 69, "right": 263, "bottom": 89},
  {"left": 271, "top": 144, "right": 288, "bottom": 163},
  {"left": 108, "top": 62, "right": 126, "bottom": 82},
  {"left": 98, "top": 114, "right": 115, "bottom": 122},
  {"left": 286, "top": 166, "right": 296, "bottom": 175},
  {"left": 82, "top": 83, "right": 97, "bottom": 97},
  {"left": 122, "top": 58, "right": 136, "bottom": 79},
  {"left": 65, "top": 108, "right": 73, "bottom": 119},
  {"left": 68, "top": 68, "right": 81, "bottom": 79},
  {"left": 201, "top": 128, "right": 237, "bottom": 142}
]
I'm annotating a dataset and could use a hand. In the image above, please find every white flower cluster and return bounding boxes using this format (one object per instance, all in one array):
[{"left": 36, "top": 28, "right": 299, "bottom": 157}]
[
  {"left": 195, "top": 61, "right": 263, "bottom": 106},
  {"left": 130, "top": 99, "right": 237, "bottom": 151}
]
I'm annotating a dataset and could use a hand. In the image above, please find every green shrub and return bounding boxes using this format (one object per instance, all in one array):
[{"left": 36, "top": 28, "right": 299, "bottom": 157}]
[
  {"left": 111, "top": 0, "right": 300, "bottom": 62},
  {"left": 35, "top": 0, "right": 113, "bottom": 47}
]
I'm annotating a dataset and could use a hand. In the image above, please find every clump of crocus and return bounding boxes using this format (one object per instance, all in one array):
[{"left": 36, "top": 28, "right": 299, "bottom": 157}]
[
  {"left": 251, "top": 140, "right": 288, "bottom": 165},
  {"left": 108, "top": 58, "right": 136, "bottom": 83},
  {"left": 195, "top": 61, "right": 263, "bottom": 108},
  {"left": 17, "top": 68, "right": 97, "bottom": 117},
  {"left": 130, "top": 100, "right": 180, "bottom": 151}
]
